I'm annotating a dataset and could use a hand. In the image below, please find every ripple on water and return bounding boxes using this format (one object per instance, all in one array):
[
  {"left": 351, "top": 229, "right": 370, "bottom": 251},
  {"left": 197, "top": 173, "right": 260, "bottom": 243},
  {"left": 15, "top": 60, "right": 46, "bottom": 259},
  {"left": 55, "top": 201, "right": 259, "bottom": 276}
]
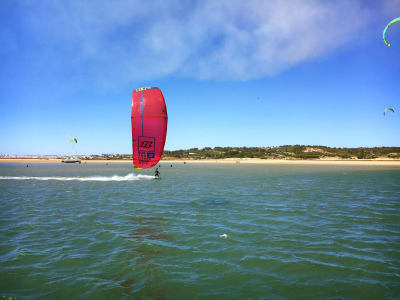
[{"left": 0, "top": 163, "right": 400, "bottom": 298}]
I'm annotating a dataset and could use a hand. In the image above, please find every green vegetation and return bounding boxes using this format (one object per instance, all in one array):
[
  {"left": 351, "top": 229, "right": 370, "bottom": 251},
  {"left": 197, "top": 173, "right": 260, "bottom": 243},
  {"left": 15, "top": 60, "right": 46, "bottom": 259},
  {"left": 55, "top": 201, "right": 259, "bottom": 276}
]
[
  {"left": 162, "top": 146, "right": 400, "bottom": 160},
  {"left": 58, "top": 146, "right": 399, "bottom": 161}
]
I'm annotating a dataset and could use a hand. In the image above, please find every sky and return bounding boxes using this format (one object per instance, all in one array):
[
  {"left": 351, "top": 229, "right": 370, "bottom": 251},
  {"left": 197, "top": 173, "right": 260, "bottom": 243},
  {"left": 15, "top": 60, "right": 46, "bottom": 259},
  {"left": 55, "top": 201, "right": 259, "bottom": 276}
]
[{"left": 1, "top": 0, "right": 400, "bottom": 155}]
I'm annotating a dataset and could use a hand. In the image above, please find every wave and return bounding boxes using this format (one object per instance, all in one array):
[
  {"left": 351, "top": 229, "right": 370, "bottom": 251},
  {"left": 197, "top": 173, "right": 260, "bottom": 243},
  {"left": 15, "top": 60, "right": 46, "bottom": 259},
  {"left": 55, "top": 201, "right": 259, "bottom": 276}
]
[{"left": 0, "top": 173, "right": 155, "bottom": 182}]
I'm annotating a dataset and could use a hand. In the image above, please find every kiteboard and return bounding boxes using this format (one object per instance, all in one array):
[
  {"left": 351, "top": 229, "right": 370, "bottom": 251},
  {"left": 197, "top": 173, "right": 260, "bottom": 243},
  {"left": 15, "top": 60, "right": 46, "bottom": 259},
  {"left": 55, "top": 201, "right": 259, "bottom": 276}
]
[{"left": 131, "top": 87, "right": 168, "bottom": 169}]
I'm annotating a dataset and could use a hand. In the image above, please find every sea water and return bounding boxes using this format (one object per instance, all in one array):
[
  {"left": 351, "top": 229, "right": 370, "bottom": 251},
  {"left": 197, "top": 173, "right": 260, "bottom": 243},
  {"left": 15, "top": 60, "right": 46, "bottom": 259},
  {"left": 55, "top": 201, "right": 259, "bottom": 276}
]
[{"left": 0, "top": 162, "right": 399, "bottom": 299}]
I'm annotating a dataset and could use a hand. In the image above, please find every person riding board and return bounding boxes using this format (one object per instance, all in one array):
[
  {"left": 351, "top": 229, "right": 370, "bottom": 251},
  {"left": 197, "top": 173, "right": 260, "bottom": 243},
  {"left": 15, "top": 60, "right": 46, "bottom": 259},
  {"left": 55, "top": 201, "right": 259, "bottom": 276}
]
[{"left": 154, "top": 167, "right": 160, "bottom": 178}]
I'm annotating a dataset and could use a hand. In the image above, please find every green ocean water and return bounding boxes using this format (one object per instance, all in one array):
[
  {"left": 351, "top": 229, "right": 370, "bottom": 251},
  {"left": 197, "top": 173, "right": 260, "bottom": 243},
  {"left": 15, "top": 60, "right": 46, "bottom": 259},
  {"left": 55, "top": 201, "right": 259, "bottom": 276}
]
[{"left": 0, "top": 162, "right": 399, "bottom": 299}]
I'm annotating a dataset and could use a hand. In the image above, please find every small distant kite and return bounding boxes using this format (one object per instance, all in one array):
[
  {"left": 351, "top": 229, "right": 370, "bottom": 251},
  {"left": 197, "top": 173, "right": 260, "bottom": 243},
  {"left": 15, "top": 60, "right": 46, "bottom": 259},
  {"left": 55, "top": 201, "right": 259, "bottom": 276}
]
[
  {"left": 383, "top": 17, "right": 400, "bottom": 47},
  {"left": 70, "top": 137, "right": 78, "bottom": 143},
  {"left": 383, "top": 108, "right": 394, "bottom": 116}
]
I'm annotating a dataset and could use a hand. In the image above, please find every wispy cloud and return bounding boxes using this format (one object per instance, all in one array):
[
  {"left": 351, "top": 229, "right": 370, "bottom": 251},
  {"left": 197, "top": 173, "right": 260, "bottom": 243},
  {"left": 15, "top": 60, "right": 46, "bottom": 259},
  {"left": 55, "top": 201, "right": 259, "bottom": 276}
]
[{"left": 5, "top": 0, "right": 393, "bottom": 81}]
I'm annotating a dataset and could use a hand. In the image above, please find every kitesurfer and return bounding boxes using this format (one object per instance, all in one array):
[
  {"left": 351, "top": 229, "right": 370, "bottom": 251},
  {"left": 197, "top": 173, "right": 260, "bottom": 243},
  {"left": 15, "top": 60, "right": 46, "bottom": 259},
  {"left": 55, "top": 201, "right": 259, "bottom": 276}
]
[{"left": 155, "top": 168, "right": 160, "bottom": 178}]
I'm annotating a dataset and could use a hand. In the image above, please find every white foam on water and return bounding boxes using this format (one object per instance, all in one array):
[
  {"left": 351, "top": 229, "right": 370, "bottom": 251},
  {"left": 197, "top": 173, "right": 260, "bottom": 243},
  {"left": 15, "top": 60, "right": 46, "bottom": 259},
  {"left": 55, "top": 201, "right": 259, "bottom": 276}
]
[{"left": 0, "top": 173, "right": 155, "bottom": 182}]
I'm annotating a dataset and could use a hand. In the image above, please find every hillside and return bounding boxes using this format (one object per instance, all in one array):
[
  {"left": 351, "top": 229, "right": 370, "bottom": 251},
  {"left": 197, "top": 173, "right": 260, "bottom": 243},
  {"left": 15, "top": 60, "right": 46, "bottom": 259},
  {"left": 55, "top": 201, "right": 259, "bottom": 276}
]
[{"left": 162, "top": 146, "right": 400, "bottom": 160}]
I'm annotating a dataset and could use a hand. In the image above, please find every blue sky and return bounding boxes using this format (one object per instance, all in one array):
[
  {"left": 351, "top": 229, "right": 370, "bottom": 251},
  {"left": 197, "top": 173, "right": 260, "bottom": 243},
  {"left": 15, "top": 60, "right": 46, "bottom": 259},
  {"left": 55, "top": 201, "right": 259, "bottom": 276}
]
[{"left": 1, "top": 0, "right": 399, "bottom": 155}]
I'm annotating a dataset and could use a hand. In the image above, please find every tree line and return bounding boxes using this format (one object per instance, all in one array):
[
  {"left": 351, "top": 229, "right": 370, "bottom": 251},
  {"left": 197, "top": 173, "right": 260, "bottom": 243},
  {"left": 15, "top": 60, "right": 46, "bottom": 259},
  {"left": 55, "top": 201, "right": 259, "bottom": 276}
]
[{"left": 162, "top": 146, "right": 400, "bottom": 160}]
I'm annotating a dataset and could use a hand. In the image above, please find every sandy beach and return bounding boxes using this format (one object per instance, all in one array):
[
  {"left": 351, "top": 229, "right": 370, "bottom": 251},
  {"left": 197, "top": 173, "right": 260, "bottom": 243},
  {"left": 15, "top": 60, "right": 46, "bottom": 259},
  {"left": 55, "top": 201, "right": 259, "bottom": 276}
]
[{"left": 2, "top": 158, "right": 400, "bottom": 166}]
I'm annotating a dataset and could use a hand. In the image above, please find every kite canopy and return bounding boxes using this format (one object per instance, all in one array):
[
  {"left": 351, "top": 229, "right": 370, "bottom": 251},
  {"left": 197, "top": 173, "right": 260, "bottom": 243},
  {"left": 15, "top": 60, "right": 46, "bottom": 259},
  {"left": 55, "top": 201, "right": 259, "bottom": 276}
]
[
  {"left": 384, "top": 107, "right": 395, "bottom": 116},
  {"left": 131, "top": 87, "right": 167, "bottom": 169},
  {"left": 383, "top": 17, "right": 400, "bottom": 47},
  {"left": 70, "top": 137, "right": 78, "bottom": 143}
]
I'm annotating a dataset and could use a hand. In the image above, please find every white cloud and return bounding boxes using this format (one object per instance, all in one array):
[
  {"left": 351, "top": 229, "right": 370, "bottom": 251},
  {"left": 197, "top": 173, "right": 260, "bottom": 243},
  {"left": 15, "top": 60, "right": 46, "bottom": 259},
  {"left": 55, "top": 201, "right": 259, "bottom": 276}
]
[{"left": 14, "top": 0, "right": 396, "bottom": 81}]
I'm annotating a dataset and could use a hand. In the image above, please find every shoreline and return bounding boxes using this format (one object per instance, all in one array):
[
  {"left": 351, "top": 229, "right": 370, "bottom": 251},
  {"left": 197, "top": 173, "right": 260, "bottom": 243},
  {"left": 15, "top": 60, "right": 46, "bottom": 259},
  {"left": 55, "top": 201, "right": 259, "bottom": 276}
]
[{"left": 1, "top": 158, "right": 400, "bottom": 166}]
